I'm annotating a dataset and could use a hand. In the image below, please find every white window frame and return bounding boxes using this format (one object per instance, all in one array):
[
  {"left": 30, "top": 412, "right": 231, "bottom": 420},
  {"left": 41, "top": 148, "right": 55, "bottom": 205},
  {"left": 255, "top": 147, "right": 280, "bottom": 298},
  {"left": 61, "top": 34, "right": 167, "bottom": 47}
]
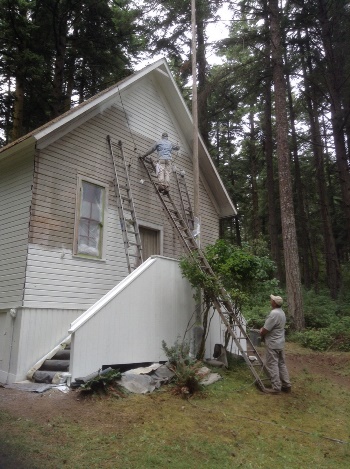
[{"left": 73, "top": 176, "right": 108, "bottom": 261}]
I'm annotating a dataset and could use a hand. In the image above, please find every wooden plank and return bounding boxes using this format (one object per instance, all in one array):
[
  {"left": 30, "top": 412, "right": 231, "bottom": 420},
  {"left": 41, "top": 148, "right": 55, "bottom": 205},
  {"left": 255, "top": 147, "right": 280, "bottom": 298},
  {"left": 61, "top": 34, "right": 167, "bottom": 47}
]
[
  {"left": 25, "top": 264, "right": 126, "bottom": 281},
  {"left": 0, "top": 232, "right": 29, "bottom": 245}
]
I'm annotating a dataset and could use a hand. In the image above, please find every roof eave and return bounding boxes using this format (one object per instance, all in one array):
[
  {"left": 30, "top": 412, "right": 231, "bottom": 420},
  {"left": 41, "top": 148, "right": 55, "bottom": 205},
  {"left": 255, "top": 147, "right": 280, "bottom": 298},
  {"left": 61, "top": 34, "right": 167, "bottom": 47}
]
[{"left": 0, "top": 135, "right": 36, "bottom": 163}]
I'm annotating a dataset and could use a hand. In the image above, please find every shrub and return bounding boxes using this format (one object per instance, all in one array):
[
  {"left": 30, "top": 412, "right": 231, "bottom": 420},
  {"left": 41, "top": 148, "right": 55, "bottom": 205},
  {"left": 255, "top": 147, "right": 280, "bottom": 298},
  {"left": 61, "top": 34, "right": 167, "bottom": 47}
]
[
  {"left": 79, "top": 369, "right": 124, "bottom": 396},
  {"left": 162, "top": 339, "right": 203, "bottom": 398},
  {"left": 302, "top": 289, "right": 338, "bottom": 328},
  {"left": 291, "top": 317, "right": 350, "bottom": 352},
  {"left": 291, "top": 329, "right": 333, "bottom": 351},
  {"left": 180, "top": 239, "right": 279, "bottom": 311}
]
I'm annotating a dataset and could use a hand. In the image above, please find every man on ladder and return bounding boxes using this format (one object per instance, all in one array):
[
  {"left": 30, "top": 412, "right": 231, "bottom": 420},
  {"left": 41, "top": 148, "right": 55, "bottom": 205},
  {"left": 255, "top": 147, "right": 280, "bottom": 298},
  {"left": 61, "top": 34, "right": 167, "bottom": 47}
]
[{"left": 141, "top": 132, "right": 180, "bottom": 194}]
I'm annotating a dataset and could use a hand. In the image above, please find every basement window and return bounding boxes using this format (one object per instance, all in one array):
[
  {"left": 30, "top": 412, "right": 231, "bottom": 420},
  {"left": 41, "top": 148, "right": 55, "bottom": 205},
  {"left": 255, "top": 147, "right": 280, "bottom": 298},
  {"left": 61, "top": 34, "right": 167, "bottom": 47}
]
[{"left": 74, "top": 177, "right": 108, "bottom": 259}]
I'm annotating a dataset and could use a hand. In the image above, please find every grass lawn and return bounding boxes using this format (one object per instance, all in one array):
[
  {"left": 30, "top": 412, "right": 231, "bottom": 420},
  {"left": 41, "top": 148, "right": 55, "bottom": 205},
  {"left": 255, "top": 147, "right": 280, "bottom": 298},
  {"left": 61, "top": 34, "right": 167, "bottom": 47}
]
[{"left": 0, "top": 343, "right": 349, "bottom": 468}]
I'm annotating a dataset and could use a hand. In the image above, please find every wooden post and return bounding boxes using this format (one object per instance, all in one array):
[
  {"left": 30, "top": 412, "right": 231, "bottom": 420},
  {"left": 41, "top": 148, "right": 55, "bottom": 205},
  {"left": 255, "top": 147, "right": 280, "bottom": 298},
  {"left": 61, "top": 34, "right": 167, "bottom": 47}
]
[
  {"left": 191, "top": 0, "right": 199, "bottom": 219},
  {"left": 191, "top": 0, "right": 202, "bottom": 332}
]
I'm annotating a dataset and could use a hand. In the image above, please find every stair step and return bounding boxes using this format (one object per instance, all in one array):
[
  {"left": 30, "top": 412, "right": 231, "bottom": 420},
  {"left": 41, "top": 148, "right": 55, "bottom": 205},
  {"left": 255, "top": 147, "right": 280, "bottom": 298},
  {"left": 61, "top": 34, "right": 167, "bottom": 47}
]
[
  {"left": 32, "top": 370, "right": 60, "bottom": 384},
  {"left": 41, "top": 359, "right": 70, "bottom": 371},
  {"left": 52, "top": 349, "right": 70, "bottom": 360}
]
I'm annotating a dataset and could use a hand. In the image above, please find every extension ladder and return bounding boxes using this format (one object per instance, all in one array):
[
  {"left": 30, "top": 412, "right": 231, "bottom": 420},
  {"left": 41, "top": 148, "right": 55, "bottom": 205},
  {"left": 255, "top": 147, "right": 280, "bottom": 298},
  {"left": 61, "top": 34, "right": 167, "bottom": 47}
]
[
  {"left": 140, "top": 156, "right": 269, "bottom": 391},
  {"left": 174, "top": 169, "right": 195, "bottom": 231},
  {"left": 107, "top": 136, "right": 143, "bottom": 273}
]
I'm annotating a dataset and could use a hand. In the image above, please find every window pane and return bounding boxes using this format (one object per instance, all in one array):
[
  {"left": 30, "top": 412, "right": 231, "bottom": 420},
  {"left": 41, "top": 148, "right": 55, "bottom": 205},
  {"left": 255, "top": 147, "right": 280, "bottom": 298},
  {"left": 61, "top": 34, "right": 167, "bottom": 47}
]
[
  {"left": 78, "top": 220, "right": 101, "bottom": 256},
  {"left": 81, "top": 182, "right": 103, "bottom": 221},
  {"left": 77, "top": 181, "right": 105, "bottom": 257}
]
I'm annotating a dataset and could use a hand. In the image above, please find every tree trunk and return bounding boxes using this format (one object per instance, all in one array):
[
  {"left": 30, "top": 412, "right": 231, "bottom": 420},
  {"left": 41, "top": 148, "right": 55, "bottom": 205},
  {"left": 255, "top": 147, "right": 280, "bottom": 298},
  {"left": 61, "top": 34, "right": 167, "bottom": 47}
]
[
  {"left": 317, "top": 0, "right": 350, "bottom": 248},
  {"left": 197, "top": 10, "right": 209, "bottom": 146},
  {"left": 300, "top": 32, "right": 341, "bottom": 297},
  {"left": 262, "top": 1, "right": 284, "bottom": 282},
  {"left": 51, "top": 7, "right": 69, "bottom": 118},
  {"left": 285, "top": 65, "right": 314, "bottom": 289},
  {"left": 269, "top": 0, "right": 304, "bottom": 330},
  {"left": 235, "top": 216, "right": 242, "bottom": 247},
  {"left": 11, "top": 75, "right": 24, "bottom": 141},
  {"left": 249, "top": 109, "right": 261, "bottom": 239}
]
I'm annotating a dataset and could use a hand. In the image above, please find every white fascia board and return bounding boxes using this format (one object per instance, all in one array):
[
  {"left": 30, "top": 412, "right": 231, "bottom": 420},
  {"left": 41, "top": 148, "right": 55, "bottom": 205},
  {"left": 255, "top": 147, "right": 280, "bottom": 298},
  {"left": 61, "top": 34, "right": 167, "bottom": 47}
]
[{"left": 0, "top": 136, "right": 36, "bottom": 163}]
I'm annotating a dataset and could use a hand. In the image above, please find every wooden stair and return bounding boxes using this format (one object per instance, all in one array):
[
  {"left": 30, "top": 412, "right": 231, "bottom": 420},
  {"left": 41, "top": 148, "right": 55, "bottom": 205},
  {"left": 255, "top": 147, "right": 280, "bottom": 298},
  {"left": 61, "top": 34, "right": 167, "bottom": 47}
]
[{"left": 29, "top": 341, "right": 71, "bottom": 385}]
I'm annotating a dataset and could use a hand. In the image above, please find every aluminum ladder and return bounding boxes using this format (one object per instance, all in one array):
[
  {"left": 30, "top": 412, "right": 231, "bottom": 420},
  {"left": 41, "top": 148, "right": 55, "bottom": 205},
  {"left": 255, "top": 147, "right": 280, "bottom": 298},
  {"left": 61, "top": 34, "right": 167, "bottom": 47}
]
[
  {"left": 108, "top": 136, "right": 143, "bottom": 273},
  {"left": 174, "top": 168, "right": 195, "bottom": 231},
  {"left": 140, "top": 155, "right": 270, "bottom": 391}
]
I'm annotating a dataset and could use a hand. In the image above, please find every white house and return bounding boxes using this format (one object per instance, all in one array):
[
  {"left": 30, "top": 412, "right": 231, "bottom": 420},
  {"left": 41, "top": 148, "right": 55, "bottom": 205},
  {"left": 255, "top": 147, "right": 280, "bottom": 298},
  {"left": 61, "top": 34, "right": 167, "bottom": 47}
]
[{"left": 0, "top": 59, "right": 237, "bottom": 384}]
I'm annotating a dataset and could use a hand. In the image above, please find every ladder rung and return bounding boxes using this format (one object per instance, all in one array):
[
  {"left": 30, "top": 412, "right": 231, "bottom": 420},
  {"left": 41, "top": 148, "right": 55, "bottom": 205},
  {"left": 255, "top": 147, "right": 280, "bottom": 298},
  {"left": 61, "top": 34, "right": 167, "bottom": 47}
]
[{"left": 114, "top": 165, "right": 125, "bottom": 172}]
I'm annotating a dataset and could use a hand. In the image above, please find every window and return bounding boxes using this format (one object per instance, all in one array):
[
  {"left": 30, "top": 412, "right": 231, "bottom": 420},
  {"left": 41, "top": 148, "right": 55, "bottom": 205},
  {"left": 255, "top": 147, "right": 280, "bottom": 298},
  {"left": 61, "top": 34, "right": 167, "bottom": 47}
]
[{"left": 74, "top": 178, "right": 107, "bottom": 259}]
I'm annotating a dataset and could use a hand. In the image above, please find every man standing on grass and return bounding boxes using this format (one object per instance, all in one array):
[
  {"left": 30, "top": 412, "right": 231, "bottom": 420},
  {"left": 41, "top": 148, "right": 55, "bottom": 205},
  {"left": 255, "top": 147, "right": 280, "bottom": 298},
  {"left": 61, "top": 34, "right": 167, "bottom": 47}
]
[{"left": 260, "top": 294, "right": 292, "bottom": 394}]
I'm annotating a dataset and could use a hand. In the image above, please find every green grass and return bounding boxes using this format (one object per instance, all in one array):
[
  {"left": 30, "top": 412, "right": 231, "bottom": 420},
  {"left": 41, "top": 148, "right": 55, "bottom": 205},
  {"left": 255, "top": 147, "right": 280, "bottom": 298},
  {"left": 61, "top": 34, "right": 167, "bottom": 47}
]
[{"left": 1, "top": 347, "right": 350, "bottom": 469}]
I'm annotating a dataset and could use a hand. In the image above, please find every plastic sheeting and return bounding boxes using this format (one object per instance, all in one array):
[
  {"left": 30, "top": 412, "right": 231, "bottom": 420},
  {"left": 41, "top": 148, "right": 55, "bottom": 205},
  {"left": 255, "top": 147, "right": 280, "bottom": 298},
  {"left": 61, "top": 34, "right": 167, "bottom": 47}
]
[{"left": 77, "top": 182, "right": 103, "bottom": 256}]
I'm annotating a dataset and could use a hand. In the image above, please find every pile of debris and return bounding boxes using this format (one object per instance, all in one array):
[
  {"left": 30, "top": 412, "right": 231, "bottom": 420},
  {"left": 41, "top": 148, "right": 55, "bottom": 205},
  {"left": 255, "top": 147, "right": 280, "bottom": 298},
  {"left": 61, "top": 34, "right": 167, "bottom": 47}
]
[{"left": 74, "top": 362, "right": 222, "bottom": 395}]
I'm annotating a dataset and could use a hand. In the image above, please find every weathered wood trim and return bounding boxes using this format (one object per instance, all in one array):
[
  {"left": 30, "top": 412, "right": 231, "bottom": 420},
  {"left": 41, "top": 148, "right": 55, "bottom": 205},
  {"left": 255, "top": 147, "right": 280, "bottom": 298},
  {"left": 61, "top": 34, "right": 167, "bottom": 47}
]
[{"left": 72, "top": 175, "right": 109, "bottom": 261}]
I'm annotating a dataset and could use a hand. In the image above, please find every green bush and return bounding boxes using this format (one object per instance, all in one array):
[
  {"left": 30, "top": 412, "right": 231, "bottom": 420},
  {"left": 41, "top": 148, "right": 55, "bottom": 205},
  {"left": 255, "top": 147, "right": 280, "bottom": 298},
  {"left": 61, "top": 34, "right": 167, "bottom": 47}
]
[
  {"left": 162, "top": 338, "right": 203, "bottom": 398},
  {"left": 79, "top": 369, "right": 123, "bottom": 396},
  {"left": 180, "top": 239, "right": 279, "bottom": 311},
  {"left": 288, "top": 288, "right": 350, "bottom": 351},
  {"left": 161, "top": 338, "right": 195, "bottom": 367},
  {"left": 291, "top": 316, "right": 350, "bottom": 352},
  {"left": 302, "top": 289, "right": 339, "bottom": 328},
  {"left": 291, "top": 329, "right": 333, "bottom": 351}
]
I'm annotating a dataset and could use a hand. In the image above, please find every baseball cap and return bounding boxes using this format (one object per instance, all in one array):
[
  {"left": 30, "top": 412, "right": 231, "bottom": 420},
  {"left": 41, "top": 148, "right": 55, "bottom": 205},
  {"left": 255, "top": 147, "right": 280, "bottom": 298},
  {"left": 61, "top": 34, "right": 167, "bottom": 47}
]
[{"left": 270, "top": 294, "right": 283, "bottom": 306}]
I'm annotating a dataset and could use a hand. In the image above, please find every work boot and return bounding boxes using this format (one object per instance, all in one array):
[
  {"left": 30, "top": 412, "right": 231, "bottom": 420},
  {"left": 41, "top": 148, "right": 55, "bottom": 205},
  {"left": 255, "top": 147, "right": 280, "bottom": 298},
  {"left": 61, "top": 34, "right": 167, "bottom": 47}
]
[
  {"left": 263, "top": 388, "right": 281, "bottom": 394},
  {"left": 281, "top": 386, "right": 292, "bottom": 393}
]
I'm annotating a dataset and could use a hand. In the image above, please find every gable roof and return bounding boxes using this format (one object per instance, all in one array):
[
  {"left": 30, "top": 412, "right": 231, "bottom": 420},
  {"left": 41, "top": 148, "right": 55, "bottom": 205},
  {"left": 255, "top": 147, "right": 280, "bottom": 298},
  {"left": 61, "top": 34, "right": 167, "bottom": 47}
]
[{"left": 0, "top": 58, "right": 236, "bottom": 217}]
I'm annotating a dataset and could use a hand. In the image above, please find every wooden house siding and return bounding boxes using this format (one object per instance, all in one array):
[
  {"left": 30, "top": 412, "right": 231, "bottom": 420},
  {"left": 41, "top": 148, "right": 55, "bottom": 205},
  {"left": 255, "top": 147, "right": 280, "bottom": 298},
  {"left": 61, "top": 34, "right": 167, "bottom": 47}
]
[
  {"left": 0, "top": 151, "right": 34, "bottom": 308},
  {"left": 23, "top": 76, "right": 219, "bottom": 310}
]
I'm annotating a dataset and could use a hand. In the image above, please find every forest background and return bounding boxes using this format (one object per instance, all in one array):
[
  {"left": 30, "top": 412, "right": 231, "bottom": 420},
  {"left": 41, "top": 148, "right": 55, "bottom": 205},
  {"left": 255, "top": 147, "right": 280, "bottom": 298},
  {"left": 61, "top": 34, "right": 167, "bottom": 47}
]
[{"left": 1, "top": 0, "right": 350, "bottom": 347}]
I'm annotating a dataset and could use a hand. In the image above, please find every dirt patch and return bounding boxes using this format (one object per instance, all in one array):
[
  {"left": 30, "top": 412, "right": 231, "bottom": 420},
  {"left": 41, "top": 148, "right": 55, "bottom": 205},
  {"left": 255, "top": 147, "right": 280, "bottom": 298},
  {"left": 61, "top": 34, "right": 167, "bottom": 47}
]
[
  {"left": 0, "top": 386, "right": 84, "bottom": 422},
  {"left": 285, "top": 345, "right": 350, "bottom": 389}
]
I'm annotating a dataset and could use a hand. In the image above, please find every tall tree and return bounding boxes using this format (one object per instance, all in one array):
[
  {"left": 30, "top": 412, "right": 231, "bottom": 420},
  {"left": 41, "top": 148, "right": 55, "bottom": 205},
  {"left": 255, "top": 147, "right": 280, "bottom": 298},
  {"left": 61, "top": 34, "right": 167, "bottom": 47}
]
[
  {"left": 269, "top": 0, "right": 304, "bottom": 329},
  {"left": 142, "top": 0, "right": 223, "bottom": 144},
  {"left": 316, "top": 0, "right": 350, "bottom": 247},
  {"left": 0, "top": 0, "right": 143, "bottom": 140},
  {"left": 262, "top": 0, "right": 283, "bottom": 281},
  {"left": 299, "top": 29, "right": 341, "bottom": 297}
]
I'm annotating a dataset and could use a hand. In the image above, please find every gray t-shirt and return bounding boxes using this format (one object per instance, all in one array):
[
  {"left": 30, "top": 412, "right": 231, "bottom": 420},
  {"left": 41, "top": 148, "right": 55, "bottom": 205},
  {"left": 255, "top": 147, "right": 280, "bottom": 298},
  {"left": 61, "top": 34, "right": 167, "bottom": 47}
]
[{"left": 263, "top": 307, "right": 286, "bottom": 349}]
